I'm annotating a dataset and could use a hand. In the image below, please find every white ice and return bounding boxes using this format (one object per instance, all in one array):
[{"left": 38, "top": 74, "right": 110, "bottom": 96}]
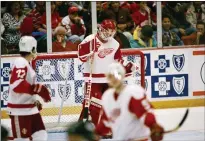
[{"left": 1, "top": 107, "right": 204, "bottom": 141}]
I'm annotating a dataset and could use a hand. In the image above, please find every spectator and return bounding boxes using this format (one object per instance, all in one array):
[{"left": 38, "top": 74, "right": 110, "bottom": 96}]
[
  {"left": 129, "top": 2, "right": 140, "bottom": 14},
  {"left": 1, "top": 20, "right": 5, "bottom": 36},
  {"left": 67, "top": 121, "right": 99, "bottom": 141},
  {"left": 120, "top": 2, "right": 130, "bottom": 11},
  {"left": 27, "top": 1, "right": 47, "bottom": 53},
  {"left": 20, "top": 1, "right": 35, "bottom": 15},
  {"left": 155, "top": 15, "right": 184, "bottom": 47},
  {"left": 186, "top": 2, "right": 197, "bottom": 28},
  {"left": 101, "top": 2, "right": 134, "bottom": 40},
  {"left": 201, "top": 3, "right": 205, "bottom": 23},
  {"left": 96, "top": 1, "right": 105, "bottom": 24},
  {"left": 162, "top": 2, "right": 196, "bottom": 37},
  {"left": 130, "top": 25, "right": 157, "bottom": 48},
  {"left": 52, "top": 26, "right": 79, "bottom": 52},
  {"left": 112, "top": 20, "right": 131, "bottom": 48},
  {"left": 20, "top": 16, "right": 33, "bottom": 36},
  {"left": 196, "top": 21, "right": 205, "bottom": 44},
  {"left": 27, "top": 1, "right": 46, "bottom": 33},
  {"left": 2, "top": 1, "right": 25, "bottom": 53},
  {"left": 1, "top": 19, "right": 7, "bottom": 54},
  {"left": 62, "top": 6, "right": 86, "bottom": 43},
  {"left": 193, "top": 2, "right": 204, "bottom": 22},
  {"left": 131, "top": 2, "right": 151, "bottom": 27},
  {"left": 55, "top": 1, "right": 69, "bottom": 18},
  {"left": 1, "top": 125, "right": 8, "bottom": 141},
  {"left": 41, "top": 2, "right": 61, "bottom": 32}
]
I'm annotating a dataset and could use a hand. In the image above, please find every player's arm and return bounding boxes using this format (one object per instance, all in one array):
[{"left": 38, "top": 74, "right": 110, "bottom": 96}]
[
  {"left": 114, "top": 47, "right": 135, "bottom": 76},
  {"left": 10, "top": 66, "right": 51, "bottom": 102},
  {"left": 129, "top": 93, "right": 164, "bottom": 141},
  {"left": 95, "top": 109, "right": 112, "bottom": 136}
]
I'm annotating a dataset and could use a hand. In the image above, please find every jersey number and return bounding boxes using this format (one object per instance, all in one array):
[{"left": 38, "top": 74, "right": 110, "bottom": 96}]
[{"left": 16, "top": 69, "right": 26, "bottom": 79}]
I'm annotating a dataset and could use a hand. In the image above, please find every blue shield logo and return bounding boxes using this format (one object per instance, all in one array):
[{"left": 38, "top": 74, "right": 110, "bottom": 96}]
[
  {"left": 58, "top": 83, "right": 71, "bottom": 101},
  {"left": 173, "top": 76, "right": 185, "bottom": 95},
  {"left": 173, "top": 54, "right": 185, "bottom": 72}
]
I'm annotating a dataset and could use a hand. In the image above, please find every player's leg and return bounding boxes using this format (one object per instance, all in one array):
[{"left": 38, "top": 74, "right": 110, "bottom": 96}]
[
  {"left": 31, "top": 113, "right": 47, "bottom": 141},
  {"left": 10, "top": 115, "right": 32, "bottom": 141}
]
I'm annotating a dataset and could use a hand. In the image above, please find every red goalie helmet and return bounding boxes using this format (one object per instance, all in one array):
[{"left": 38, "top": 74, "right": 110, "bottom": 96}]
[{"left": 97, "top": 19, "right": 116, "bottom": 41}]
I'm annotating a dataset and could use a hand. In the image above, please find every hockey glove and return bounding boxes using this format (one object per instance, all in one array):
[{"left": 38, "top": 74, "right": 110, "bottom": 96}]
[
  {"left": 32, "top": 84, "right": 51, "bottom": 102},
  {"left": 34, "top": 100, "right": 42, "bottom": 111},
  {"left": 150, "top": 123, "right": 164, "bottom": 141}
]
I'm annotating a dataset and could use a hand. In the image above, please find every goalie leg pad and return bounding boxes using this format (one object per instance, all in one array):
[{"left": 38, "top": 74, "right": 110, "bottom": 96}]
[{"left": 89, "top": 100, "right": 101, "bottom": 127}]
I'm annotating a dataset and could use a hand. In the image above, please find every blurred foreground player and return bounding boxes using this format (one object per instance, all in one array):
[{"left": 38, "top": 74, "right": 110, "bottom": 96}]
[
  {"left": 1, "top": 125, "right": 9, "bottom": 141},
  {"left": 7, "top": 36, "right": 51, "bottom": 141},
  {"left": 96, "top": 62, "right": 164, "bottom": 141},
  {"left": 67, "top": 121, "right": 99, "bottom": 141}
]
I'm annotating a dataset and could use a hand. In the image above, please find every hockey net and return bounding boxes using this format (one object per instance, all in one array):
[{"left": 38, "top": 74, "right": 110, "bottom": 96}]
[{"left": 32, "top": 49, "right": 145, "bottom": 132}]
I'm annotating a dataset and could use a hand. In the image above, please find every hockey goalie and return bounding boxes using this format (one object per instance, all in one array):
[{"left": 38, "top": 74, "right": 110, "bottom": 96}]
[{"left": 78, "top": 19, "right": 134, "bottom": 127}]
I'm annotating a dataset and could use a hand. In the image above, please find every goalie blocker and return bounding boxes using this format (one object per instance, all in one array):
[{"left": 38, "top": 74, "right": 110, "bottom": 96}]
[{"left": 7, "top": 36, "right": 51, "bottom": 141}]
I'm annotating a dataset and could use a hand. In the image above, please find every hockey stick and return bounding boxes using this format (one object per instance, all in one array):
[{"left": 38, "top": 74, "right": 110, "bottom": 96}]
[
  {"left": 134, "top": 108, "right": 190, "bottom": 141},
  {"left": 83, "top": 38, "right": 95, "bottom": 122},
  {"left": 163, "top": 108, "right": 189, "bottom": 134}
]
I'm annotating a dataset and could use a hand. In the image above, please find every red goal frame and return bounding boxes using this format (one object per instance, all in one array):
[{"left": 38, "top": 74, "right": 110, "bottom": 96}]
[{"left": 32, "top": 49, "right": 145, "bottom": 88}]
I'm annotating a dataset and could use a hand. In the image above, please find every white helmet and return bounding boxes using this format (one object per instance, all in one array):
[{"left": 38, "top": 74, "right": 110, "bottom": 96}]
[
  {"left": 106, "top": 62, "right": 125, "bottom": 80},
  {"left": 19, "top": 36, "right": 37, "bottom": 53}
]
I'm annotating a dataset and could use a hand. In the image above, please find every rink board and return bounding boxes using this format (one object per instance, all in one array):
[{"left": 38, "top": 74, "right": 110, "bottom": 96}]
[{"left": 1, "top": 47, "right": 205, "bottom": 119}]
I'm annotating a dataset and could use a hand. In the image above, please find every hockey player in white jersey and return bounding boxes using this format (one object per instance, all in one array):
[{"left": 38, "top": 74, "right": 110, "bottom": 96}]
[
  {"left": 78, "top": 19, "right": 134, "bottom": 127},
  {"left": 96, "top": 62, "right": 164, "bottom": 141},
  {"left": 7, "top": 36, "right": 51, "bottom": 141}
]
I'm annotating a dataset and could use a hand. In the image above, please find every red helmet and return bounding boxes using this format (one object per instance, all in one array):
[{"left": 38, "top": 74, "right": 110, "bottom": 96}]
[
  {"left": 98, "top": 19, "right": 116, "bottom": 41},
  {"left": 68, "top": 6, "right": 78, "bottom": 14}
]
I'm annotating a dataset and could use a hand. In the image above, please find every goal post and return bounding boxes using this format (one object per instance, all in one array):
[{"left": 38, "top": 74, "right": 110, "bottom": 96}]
[{"left": 31, "top": 49, "right": 145, "bottom": 132}]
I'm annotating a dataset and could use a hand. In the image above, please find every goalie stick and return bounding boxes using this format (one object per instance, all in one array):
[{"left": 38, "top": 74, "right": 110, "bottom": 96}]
[{"left": 83, "top": 38, "right": 96, "bottom": 122}]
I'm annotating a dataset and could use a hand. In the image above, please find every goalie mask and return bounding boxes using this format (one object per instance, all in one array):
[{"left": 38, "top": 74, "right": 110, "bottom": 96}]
[
  {"left": 97, "top": 19, "right": 116, "bottom": 41},
  {"left": 19, "top": 36, "right": 37, "bottom": 59}
]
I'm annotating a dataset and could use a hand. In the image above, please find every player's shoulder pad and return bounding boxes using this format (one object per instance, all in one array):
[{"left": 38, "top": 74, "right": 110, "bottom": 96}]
[
  {"left": 126, "top": 85, "right": 146, "bottom": 99},
  {"left": 13, "top": 57, "right": 29, "bottom": 68},
  {"left": 79, "top": 34, "right": 95, "bottom": 45}
]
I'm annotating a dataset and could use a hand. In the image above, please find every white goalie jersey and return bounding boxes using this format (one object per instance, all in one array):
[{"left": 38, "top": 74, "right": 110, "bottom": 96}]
[{"left": 78, "top": 34, "right": 122, "bottom": 83}]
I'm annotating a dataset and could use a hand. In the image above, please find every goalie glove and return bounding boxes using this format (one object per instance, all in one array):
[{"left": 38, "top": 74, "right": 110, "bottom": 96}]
[
  {"left": 32, "top": 84, "right": 51, "bottom": 102},
  {"left": 124, "top": 62, "right": 138, "bottom": 77},
  {"left": 150, "top": 123, "right": 164, "bottom": 141}
]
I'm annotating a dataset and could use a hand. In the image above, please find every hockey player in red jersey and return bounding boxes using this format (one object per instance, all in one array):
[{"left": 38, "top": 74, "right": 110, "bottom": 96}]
[
  {"left": 7, "top": 36, "right": 51, "bottom": 141},
  {"left": 78, "top": 19, "right": 133, "bottom": 126},
  {"left": 96, "top": 62, "right": 164, "bottom": 141}
]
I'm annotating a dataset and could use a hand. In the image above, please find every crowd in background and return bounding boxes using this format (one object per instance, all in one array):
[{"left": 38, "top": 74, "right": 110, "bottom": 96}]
[{"left": 1, "top": 1, "right": 205, "bottom": 55}]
